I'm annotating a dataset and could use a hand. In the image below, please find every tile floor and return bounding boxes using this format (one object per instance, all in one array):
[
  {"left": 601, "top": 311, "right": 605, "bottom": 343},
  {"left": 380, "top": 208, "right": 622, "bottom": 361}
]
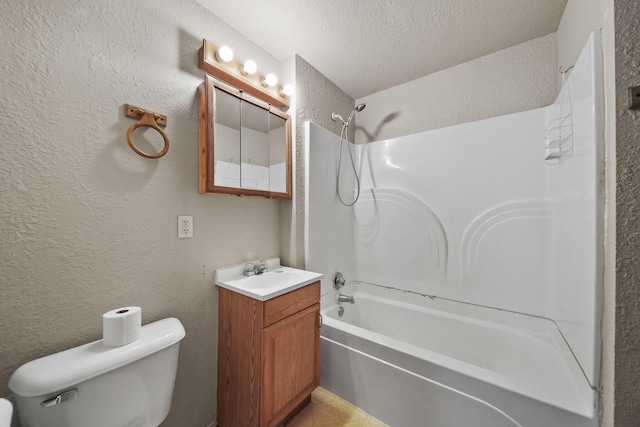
[{"left": 286, "top": 387, "right": 389, "bottom": 427}]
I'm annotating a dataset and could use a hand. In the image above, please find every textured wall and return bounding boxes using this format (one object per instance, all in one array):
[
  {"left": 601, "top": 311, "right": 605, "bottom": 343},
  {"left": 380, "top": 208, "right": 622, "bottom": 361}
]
[
  {"left": 197, "top": 0, "right": 568, "bottom": 100},
  {"left": 615, "top": 1, "right": 640, "bottom": 425},
  {"left": 279, "top": 56, "right": 354, "bottom": 268},
  {"left": 0, "top": 1, "right": 286, "bottom": 426},
  {"left": 556, "top": 0, "right": 616, "bottom": 425},
  {"left": 354, "top": 33, "right": 559, "bottom": 144},
  {"left": 557, "top": 0, "right": 614, "bottom": 70}
]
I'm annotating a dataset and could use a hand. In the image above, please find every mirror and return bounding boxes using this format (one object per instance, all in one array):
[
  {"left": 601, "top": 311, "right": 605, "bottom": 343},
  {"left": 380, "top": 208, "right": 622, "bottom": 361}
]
[
  {"left": 269, "top": 114, "right": 288, "bottom": 194},
  {"left": 241, "top": 100, "right": 270, "bottom": 192},
  {"left": 198, "top": 75, "right": 292, "bottom": 198},
  {"left": 214, "top": 87, "right": 241, "bottom": 189}
]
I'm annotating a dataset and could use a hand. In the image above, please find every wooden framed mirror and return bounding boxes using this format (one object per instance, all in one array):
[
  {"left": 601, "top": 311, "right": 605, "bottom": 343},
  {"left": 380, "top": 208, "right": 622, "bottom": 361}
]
[{"left": 198, "top": 75, "right": 292, "bottom": 198}]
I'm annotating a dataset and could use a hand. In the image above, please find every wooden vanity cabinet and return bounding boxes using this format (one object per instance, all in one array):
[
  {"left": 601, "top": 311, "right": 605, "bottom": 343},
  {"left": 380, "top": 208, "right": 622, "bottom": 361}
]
[{"left": 217, "top": 281, "right": 320, "bottom": 427}]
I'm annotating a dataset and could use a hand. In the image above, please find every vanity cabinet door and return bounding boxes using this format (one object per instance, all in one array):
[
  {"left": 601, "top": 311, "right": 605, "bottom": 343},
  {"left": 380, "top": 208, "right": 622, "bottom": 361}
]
[{"left": 261, "top": 303, "right": 320, "bottom": 427}]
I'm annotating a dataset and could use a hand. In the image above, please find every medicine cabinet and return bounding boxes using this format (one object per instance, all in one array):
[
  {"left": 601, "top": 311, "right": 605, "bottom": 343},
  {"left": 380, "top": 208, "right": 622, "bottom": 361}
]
[{"left": 198, "top": 75, "right": 292, "bottom": 198}]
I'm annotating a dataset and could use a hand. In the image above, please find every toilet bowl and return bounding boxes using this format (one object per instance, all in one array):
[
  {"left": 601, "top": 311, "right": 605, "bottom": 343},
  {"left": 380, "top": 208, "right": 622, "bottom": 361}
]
[{"left": 9, "top": 317, "right": 185, "bottom": 427}]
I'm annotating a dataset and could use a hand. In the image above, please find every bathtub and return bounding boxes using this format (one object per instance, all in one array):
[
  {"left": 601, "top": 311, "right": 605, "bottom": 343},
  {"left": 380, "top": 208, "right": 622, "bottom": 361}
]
[{"left": 320, "top": 282, "right": 598, "bottom": 427}]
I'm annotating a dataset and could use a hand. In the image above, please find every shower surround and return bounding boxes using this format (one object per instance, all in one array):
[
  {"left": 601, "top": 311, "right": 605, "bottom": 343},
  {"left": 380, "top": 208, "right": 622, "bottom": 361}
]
[{"left": 306, "top": 32, "right": 602, "bottom": 427}]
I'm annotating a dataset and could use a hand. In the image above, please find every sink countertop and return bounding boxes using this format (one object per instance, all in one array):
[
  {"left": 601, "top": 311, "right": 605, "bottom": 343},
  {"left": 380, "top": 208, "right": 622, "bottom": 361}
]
[{"left": 215, "top": 258, "right": 323, "bottom": 301}]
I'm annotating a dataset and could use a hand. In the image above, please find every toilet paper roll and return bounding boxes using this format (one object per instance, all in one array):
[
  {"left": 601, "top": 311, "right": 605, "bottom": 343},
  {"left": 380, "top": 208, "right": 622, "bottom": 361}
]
[{"left": 102, "top": 306, "right": 142, "bottom": 348}]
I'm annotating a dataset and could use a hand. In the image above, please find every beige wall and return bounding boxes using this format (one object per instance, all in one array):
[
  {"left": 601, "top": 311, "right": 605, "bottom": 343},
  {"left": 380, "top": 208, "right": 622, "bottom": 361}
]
[
  {"left": 614, "top": 1, "right": 640, "bottom": 425},
  {"left": 279, "top": 56, "right": 355, "bottom": 269},
  {"left": 354, "top": 32, "right": 559, "bottom": 144},
  {"left": 0, "top": 0, "right": 288, "bottom": 425},
  {"left": 1, "top": 1, "right": 630, "bottom": 426},
  {"left": 557, "top": 0, "right": 616, "bottom": 425},
  {"left": 558, "top": 0, "right": 615, "bottom": 70}
]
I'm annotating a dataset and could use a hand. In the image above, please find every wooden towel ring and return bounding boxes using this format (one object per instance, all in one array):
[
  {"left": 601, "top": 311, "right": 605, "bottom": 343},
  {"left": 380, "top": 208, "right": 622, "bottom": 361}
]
[{"left": 125, "top": 104, "right": 169, "bottom": 159}]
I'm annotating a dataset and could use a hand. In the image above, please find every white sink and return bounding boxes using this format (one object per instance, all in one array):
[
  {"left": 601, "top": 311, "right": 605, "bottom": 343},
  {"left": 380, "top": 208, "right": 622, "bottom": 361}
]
[
  {"left": 240, "top": 270, "right": 304, "bottom": 289},
  {"left": 215, "top": 258, "right": 323, "bottom": 301}
]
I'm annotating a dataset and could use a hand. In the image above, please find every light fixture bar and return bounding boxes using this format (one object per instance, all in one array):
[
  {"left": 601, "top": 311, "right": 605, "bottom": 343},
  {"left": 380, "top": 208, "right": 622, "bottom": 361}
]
[{"left": 198, "top": 39, "right": 289, "bottom": 108}]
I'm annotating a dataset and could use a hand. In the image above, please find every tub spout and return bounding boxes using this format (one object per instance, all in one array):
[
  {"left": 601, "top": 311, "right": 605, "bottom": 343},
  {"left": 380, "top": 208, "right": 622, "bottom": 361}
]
[{"left": 337, "top": 294, "right": 355, "bottom": 304}]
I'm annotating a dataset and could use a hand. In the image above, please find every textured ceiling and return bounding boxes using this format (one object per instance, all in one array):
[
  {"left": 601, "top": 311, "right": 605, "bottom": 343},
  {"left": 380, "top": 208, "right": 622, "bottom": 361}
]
[{"left": 198, "top": 0, "right": 568, "bottom": 99}]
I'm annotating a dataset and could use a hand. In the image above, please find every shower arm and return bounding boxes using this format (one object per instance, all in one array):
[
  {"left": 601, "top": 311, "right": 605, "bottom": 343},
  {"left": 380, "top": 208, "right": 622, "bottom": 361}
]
[{"left": 331, "top": 112, "right": 348, "bottom": 127}]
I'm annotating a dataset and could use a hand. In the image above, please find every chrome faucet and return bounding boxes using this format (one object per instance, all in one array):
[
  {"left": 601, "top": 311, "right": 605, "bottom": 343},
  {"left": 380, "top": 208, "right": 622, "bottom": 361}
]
[
  {"left": 243, "top": 260, "right": 269, "bottom": 276},
  {"left": 255, "top": 260, "right": 268, "bottom": 275},
  {"left": 337, "top": 294, "right": 355, "bottom": 304}
]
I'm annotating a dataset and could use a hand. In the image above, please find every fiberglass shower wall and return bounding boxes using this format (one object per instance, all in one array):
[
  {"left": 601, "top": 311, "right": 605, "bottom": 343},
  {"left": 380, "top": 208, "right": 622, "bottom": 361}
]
[{"left": 306, "top": 32, "right": 602, "bottom": 387}]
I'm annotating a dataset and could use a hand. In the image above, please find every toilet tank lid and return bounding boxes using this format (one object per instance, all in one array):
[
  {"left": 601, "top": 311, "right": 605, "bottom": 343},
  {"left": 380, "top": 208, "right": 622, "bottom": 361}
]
[{"left": 9, "top": 317, "right": 186, "bottom": 397}]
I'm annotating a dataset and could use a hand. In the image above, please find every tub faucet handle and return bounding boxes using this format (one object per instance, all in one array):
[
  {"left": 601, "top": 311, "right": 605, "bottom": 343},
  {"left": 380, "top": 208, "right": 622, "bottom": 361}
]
[{"left": 333, "top": 271, "right": 346, "bottom": 289}]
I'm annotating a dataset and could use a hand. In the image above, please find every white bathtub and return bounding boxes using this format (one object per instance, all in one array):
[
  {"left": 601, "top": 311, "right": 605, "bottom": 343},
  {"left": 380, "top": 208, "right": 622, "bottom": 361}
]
[{"left": 320, "top": 282, "right": 598, "bottom": 427}]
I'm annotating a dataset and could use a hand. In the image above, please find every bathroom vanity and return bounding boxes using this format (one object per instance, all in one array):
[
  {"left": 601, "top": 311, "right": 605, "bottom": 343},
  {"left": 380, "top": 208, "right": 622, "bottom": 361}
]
[{"left": 215, "top": 260, "right": 322, "bottom": 427}]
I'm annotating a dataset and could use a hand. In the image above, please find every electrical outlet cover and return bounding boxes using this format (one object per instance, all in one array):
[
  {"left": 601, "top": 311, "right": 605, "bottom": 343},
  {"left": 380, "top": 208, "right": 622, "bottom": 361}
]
[{"left": 178, "top": 216, "right": 193, "bottom": 238}]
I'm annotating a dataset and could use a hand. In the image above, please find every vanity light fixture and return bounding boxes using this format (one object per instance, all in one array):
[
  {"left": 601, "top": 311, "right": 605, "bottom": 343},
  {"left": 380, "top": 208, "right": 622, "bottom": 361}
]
[
  {"left": 241, "top": 59, "right": 257, "bottom": 76},
  {"left": 262, "top": 73, "right": 277, "bottom": 88},
  {"left": 280, "top": 84, "right": 294, "bottom": 97},
  {"left": 215, "top": 45, "right": 233, "bottom": 63},
  {"left": 199, "top": 40, "right": 289, "bottom": 107}
]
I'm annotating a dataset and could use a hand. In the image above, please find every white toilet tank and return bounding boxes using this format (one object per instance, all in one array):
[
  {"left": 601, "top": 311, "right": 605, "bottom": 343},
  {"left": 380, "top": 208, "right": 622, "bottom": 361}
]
[{"left": 9, "top": 317, "right": 186, "bottom": 427}]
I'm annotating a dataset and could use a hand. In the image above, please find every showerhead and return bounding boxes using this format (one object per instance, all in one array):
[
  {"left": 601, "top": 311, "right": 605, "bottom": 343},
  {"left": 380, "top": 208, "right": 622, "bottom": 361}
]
[
  {"left": 331, "top": 103, "right": 366, "bottom": 127},
  {"left": 345, "top": 103, "right": 366, "bottom": 126}
]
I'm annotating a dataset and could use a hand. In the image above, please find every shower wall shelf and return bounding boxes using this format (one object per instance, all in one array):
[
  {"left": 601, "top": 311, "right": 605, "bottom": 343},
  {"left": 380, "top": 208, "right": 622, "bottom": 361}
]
[
  {"left": 545, "top": 68, "right": 574, "bottom": 165},
  {"left": 544, "top": 112, "right": 573, "bottom": 164}
]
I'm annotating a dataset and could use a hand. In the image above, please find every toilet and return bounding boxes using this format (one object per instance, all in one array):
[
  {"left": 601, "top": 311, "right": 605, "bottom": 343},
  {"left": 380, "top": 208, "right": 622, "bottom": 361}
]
[{"left": 9, "top": 317, "right": 186, "bottom": 427}]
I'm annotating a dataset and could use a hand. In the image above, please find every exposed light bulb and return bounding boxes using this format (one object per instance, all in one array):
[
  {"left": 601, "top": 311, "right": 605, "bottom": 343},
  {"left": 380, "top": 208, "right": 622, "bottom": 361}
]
[
  {"left": 241, "top": 59, "right": 257, "bottom": 75},
  {"left": 262, "top": 73, "right": 277, "bottom": 87},
  {"left": 215, "top": 45, "right": 233, "bottom": 63},
  {"left": 280, "top": 84, "right": 294, "bottom": 97}
]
